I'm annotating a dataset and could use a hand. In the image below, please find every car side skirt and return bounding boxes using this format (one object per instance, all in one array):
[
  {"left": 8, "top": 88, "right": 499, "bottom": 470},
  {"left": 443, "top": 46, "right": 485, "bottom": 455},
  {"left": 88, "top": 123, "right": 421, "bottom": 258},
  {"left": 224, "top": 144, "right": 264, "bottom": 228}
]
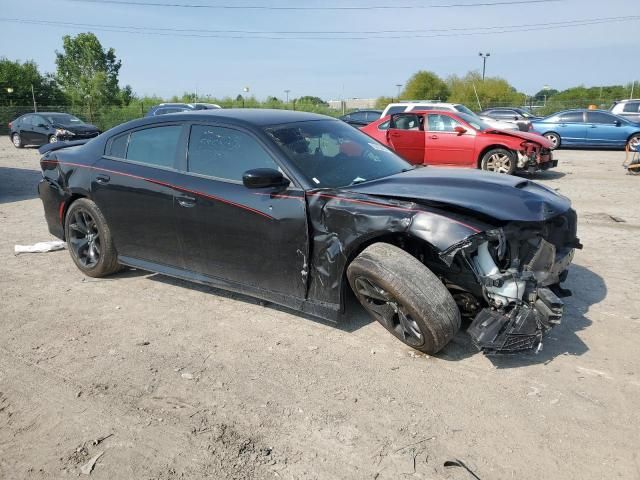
[{"left": 118, "top": 255, "right": 341, "bottom": 323}]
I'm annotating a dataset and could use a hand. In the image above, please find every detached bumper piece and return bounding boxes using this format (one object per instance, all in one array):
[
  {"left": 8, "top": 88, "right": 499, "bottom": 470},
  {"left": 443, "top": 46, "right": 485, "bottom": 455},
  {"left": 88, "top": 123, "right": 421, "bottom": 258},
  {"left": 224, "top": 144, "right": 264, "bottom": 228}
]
[{"left": 467, "top": 287, "right": 563, "bottom": 354}]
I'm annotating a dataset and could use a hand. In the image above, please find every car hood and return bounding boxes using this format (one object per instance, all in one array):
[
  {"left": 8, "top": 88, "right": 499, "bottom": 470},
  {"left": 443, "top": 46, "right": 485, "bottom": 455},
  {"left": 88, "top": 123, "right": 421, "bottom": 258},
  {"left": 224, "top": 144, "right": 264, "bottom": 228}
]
[
  {"left": 482, "top": 128, "right": 552, "bottom": 148},
  {"left": 346, "top": 167, "right": 570, "bottom": 222},
  {"left": 478, "top": 116, "right": 519, "bottom": 131}
]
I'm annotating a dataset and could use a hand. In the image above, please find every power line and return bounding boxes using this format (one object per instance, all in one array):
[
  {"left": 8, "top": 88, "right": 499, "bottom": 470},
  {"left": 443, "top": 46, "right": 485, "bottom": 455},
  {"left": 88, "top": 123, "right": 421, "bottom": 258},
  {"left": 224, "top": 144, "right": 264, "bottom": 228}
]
[
  {"left": 1, "top": 15, "right": 637, "bottom": 40},
  {"left": 2, "top": 15, "right": 634, "bottom": 35},
  {"left": 66, "top": 0, "right": 565, "bottom": 10}
]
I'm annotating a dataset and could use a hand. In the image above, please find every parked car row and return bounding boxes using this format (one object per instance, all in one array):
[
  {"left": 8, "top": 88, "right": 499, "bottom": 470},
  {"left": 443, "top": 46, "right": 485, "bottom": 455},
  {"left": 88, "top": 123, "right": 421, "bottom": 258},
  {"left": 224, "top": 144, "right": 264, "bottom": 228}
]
[{"left": 337, "top": 100, "right": 640, "bottom": 173}]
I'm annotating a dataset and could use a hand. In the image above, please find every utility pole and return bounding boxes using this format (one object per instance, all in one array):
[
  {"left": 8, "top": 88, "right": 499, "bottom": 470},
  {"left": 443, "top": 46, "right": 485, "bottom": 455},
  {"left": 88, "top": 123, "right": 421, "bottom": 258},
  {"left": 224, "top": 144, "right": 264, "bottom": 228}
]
[
  {"left": 395, "top": 84, "right": 402, "bottom": 102},
  {"left": 478, "top": 52, "right": 490, "bottom": 80},
  {"left": 631, "top": 80, "right": 636, "bottom": 99},
  {"left": 31, "top": 84, "right": 37, "bottom": 112},
  {"left": 284, "top": 89, "right": 290, "bottom": 105}
]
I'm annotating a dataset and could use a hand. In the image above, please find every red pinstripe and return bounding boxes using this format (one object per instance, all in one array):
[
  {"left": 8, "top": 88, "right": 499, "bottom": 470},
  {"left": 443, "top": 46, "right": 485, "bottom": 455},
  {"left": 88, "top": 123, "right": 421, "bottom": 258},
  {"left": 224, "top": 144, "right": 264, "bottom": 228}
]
[{"left": 42, "top": 159, "right": 273, "bottom": 220}]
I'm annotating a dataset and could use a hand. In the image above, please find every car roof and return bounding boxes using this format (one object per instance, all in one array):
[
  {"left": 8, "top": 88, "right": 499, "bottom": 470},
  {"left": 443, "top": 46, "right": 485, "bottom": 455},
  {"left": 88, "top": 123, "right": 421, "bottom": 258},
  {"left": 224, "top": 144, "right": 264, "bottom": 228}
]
[{"left": 110, "top": 108, "right": 334, "bottom": 134}]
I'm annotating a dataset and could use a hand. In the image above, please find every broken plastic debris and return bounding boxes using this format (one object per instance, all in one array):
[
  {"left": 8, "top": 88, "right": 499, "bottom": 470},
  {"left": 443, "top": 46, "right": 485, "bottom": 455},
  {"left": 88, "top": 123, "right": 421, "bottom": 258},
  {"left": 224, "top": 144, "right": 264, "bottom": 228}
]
[
  {"left": 14, "top": 240, "right": 66, "bottom": 254},
  {"left": 80, "top": 451, "right": 104, "bottom": 475}
]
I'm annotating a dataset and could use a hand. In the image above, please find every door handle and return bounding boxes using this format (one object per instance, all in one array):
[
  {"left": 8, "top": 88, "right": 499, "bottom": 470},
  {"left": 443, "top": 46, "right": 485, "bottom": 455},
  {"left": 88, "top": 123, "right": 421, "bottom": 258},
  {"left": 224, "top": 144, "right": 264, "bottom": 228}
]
[
  {"left": 95, "top": 174, "right": 110, "bottom": 184},
  {"left": 390, "top": 132, "right": 402, "bottom": 137},
  {"left": 589, "top": 125, "right": 597, "bottom": 128},
  {"left": 430, "top": 135, "right": 439, "bottom": 139},
  {"left": 177, "top": 195, "right": 196, "bottom": 208}
]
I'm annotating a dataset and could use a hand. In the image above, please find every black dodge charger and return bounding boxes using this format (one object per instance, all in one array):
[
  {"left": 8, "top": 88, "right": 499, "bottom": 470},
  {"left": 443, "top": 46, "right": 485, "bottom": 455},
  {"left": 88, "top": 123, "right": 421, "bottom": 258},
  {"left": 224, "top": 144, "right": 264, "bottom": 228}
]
[
  {"left": 38, "top": 109, "right": 581, "bottom": 354},
  {"left": 10, "top": 112, "right": 100, "bottom": 148}
]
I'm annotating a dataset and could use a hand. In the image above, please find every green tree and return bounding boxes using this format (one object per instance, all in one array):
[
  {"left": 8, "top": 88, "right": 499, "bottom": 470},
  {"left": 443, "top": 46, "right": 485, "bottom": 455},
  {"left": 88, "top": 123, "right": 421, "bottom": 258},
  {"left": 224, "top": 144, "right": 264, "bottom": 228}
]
[
  {"left": 375, "top": 96, "right": 394, "bottom": 109},
  {"left": 400, "top": 71, "right": 449, "bottom": 101},
  {"left": 0, "top": 58, "right": 65, "bottom": 106},
  {"left": 55, "top": 33, "right": 125, "bottom": 107},
  {"left": 447, "top": 72, "right": 523, "bottom": 110},
  {"left": 295, "top": 96, "right": 327, "bottom": 106}
]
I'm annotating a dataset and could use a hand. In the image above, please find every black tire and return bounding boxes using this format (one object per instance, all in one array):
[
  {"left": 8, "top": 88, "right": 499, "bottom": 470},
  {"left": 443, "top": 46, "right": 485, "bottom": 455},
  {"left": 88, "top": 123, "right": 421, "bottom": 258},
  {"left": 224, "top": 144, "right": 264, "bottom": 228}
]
[
  {"left": 48, "top": 134, "right": 58, "bottom": 144},
  {"left": 627, "top": 133, "right": 640, "bottom": 152},
  {"left": 64, "top": 198, "right": 121, "bottom": 278},
  {"left": 11, "top": 133, "right": 23, "bottom": 148},
  {"left": 544, "top": 132, "right": 561, "bottom": 150},
  {"left": 480, "top": 148, "right": 516, "bottom": 175},
  {"left": 347, "top": 243, "right": 461, "bottom": 354}
]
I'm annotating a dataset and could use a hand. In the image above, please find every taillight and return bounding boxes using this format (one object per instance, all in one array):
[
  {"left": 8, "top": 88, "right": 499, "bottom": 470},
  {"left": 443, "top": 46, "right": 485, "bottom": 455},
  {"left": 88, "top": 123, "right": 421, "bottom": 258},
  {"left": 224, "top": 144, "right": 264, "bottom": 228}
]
[{"left": 8, "top": 122, "right": 12, "bottom": 129}]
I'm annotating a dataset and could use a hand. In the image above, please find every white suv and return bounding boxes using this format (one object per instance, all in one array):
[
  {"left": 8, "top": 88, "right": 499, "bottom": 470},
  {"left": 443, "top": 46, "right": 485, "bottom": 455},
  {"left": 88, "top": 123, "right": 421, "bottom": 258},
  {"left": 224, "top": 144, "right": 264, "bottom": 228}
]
[
  {"left": 610, "top": 99, "right": 640, "bottom": 123},
  {"left": 380, "top": 102, "right": 518, "bottom": 131}
]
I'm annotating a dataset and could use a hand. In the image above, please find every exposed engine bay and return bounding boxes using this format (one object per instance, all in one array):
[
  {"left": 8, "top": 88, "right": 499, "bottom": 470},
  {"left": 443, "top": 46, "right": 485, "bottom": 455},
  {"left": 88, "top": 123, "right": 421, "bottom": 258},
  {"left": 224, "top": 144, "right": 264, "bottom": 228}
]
[{"left": 435, "top": 209, "right": 582, "bottom": 353}]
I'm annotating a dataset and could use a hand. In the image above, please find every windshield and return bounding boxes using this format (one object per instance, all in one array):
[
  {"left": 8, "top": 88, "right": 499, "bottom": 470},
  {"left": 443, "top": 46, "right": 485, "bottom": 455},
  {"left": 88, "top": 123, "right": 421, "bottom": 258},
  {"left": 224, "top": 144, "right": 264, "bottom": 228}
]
[
  {"left": 456, "top": 112, "right": 491, "bottom": 131},
  {"left": 453, "top": 104, "right": 476, "bottom": 116},
  {"left": 265, "top": 120, "right": 413, "bottom": 188},
  {"left": 45, "top": 114, "right": 84, "bottom": 125},
  {"left": 515, "top": 108, "right": 535, "bottom": 118}
]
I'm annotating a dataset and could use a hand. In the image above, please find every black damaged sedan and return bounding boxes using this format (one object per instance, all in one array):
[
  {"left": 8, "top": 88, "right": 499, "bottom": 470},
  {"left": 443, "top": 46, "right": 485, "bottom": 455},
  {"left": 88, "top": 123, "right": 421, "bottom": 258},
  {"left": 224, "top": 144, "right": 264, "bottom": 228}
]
[{"left": 38, "top": 110, "right": 581, "bottom": 354}]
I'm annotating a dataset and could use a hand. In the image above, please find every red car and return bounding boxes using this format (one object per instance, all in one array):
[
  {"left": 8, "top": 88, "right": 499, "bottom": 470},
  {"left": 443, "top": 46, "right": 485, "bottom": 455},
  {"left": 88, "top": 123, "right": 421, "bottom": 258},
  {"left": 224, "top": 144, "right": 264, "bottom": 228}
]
[{"left": 361, "top": 110, "right": 556, "bottom": 174}]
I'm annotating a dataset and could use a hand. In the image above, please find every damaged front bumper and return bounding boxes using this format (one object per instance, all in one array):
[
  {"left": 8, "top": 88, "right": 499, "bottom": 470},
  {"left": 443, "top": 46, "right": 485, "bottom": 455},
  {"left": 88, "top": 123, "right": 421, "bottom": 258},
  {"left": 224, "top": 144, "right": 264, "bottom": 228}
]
[{"left": 467, "top": 287, "right": 564, "bottom": 353}]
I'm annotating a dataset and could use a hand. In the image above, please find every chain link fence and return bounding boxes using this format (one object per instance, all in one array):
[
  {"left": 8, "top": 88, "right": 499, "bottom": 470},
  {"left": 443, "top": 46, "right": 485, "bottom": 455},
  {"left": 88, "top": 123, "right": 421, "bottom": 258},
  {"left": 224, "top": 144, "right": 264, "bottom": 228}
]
[{"left": 1, "top": 98, "right": 620, "bottom": 135}]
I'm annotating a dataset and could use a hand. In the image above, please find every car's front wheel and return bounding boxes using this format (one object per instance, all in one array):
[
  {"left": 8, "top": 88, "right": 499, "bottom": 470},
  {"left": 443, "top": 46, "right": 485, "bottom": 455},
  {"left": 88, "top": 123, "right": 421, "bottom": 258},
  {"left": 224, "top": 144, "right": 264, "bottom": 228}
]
[
  {"left": 544, "top": 132, "right": 561, "bottom": 150},
  {"left": 48, "top": 135, "right": 58, "bottom": 144},
  {"left": 347, "top": 243, "right": 461, "bottom": 354},
  {"left": 64, "top": 198, "right": 121, "bottom": 278},
  {"left": 480, "top": 148, "right": 516, "bottom": 175},
  {"left": 627, "top": 134, "right": 640, "bottom": 151},
  {"left": 12, "top": 133, "right": 23, "bottom": 148}
]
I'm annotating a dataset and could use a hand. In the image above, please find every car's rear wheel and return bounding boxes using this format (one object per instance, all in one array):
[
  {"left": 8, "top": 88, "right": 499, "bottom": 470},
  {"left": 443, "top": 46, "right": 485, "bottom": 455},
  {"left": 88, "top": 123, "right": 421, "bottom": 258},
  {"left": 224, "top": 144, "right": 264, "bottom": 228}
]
[
  {"left": 64, "top": 198, "right": 121, "bottom": 278},
  {"left": 12, "top": 133, "right": 23, "bottom": 148},
  {"left": 480, "top": 148, "right": 516, "bottom": 175},
  {"left": 544, "top": 132, "right": 561, "bottom": 150},
  {"left": 48, "top": 135, "right": 58, "bottom": 144},
  {"left": 627, "top": 134, "right": 640, "bottom": 151},
  {"left": 347, "top": 243, "right": 461, "bottom": 354}
]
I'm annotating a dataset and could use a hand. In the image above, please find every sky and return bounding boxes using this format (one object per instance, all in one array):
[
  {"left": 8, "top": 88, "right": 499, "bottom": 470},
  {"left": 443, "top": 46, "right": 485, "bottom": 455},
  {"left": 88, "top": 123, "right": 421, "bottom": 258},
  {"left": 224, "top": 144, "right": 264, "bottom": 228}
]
[{"left": 1, "top": 0, "right": 638, "bottom": 101}]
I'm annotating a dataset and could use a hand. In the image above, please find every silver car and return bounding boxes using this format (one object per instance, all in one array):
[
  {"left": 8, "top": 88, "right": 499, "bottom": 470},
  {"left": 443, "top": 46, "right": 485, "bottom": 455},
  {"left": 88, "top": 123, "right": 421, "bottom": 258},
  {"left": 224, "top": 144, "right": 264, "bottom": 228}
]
[{"left": 610, "top": 99, "right": 640, "bottom": 123}]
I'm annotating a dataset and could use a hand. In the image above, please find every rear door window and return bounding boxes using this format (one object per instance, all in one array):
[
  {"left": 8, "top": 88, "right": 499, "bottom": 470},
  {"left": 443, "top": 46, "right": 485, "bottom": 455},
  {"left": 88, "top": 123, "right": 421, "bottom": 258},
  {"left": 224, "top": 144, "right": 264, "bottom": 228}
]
[
  {"left": 187, "top": 125, "right": 278, "bottom": 182},
  {"left": 623, "top": 102, "right": 640, "bottom": 113},
  {"left": 391, "top": 113, "right": 422, "bottom": 130},
  {"left": 558, "top": 112, "right": 584, "bottom": 123},
  {"left": 348, "top": 111, "right": 368, "bottom": 122},
  {"left": 20, "top": 115, "right": 33, "bottom": 126},
  {"left": 126, "top": 125, "right": 183, "bottom": 168}
]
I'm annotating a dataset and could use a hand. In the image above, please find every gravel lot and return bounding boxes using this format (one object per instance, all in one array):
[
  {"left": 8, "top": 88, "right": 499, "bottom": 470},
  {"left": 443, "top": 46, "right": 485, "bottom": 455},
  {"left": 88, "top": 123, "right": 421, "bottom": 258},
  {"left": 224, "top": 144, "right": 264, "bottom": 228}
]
[{"left": 1, "top": 136, "right": 639, "bottom": 479}]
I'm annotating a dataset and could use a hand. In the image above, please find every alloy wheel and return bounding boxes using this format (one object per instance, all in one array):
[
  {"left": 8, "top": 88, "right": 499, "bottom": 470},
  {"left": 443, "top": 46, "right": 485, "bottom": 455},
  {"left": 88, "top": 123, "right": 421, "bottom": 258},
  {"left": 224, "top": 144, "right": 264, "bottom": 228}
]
[
  {"left": 12, "top": 134, "right": 21, "bottom": 147},
  {"left": 49, "top": 135, "right": 58, "bottom": 143},
  {"left": 354, "top": 276, "right": 424, "bottom": 347},
  {"left": 545, "top": 134, "right": 559, "bottom": 148},
  {"left": 485, "top": 152, "right": 513, "bottom": 174},
  {"left": 68, "top": 209, "right": 101, "bottom": 268},
  {"left": 629, "top": 136, "right": 640, "bottom": 151}
]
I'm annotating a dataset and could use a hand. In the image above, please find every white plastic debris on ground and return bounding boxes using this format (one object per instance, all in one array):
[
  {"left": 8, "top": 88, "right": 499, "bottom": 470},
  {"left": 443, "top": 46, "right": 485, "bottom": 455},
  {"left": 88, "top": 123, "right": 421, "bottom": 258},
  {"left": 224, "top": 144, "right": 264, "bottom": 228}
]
[{"left": 14, "top": 240, "right": 66, "bottom": 254}]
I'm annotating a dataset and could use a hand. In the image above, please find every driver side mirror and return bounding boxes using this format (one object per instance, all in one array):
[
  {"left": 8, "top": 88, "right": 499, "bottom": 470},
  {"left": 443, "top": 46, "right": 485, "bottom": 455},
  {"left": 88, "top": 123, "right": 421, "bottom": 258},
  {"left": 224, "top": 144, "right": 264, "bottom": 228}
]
[
  {"left": 38, "top": 123, "right": 48, "bottom": 128},
  {"left": 614, "top": 120, "right": 622, "bottom": 126},
  {"left": 242, "top": 168, "right": 290, "bottom": 189},
  {"left": 454, "top": 126, "right": 467, "bottom": 136}
]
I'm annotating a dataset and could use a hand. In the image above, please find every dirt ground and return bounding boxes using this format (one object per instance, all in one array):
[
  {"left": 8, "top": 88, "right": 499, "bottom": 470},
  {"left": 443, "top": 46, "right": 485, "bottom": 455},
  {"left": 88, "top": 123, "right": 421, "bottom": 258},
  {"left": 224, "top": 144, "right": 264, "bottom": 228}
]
[{"left": 1, "top": 136, "right": 639, "bottom": 480}]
